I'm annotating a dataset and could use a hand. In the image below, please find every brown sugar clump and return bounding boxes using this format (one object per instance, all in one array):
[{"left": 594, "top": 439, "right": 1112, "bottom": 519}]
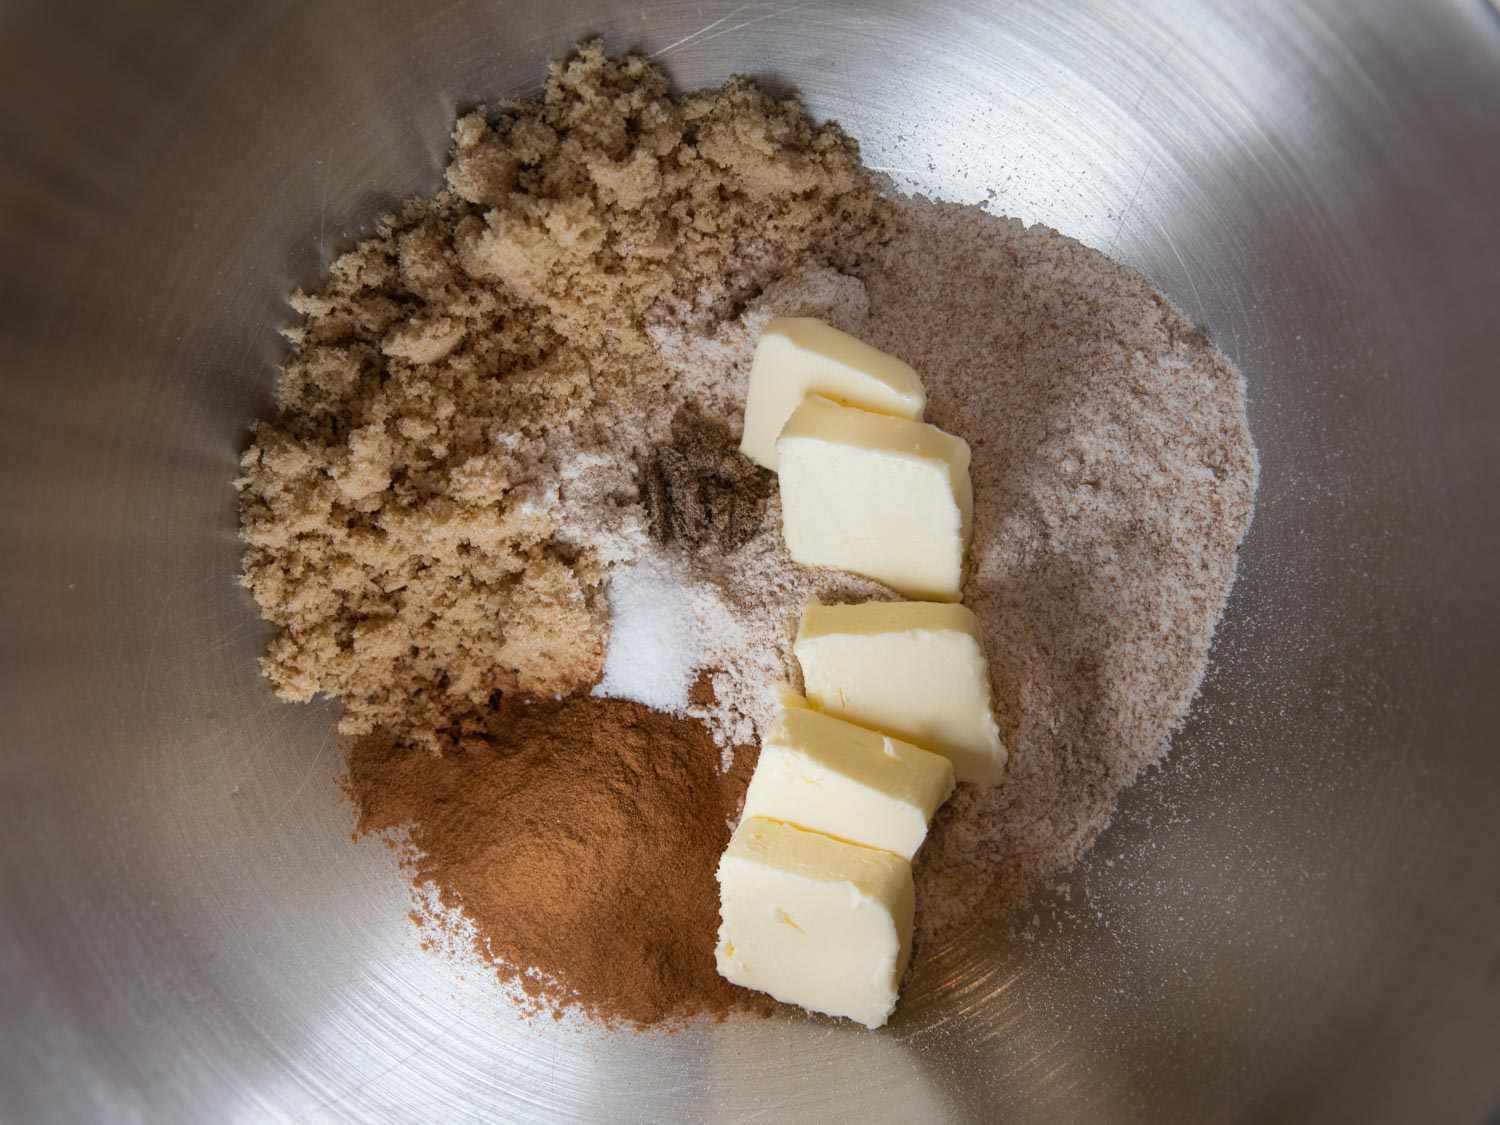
[
  {"left": 236, "top": 42, "right": 892, "bottom": 755},
  {"left": 346, "top": 695, "right": 772, "bottom": 1027}
]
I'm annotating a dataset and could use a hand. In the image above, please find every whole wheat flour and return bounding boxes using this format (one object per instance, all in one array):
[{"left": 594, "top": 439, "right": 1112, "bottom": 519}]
[{"left": 643, "top": 210, "right": 1256, "bottom": 943}]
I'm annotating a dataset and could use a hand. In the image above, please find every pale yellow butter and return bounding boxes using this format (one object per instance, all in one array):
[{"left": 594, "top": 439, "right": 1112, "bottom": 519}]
[
  {"left": 776, "top": 397, "right": 973, "bottom": 601},
  {"left": 795, "top": 601, "right": 1007, "bottom": 786},
  {"left": 715, "top": 816, "right": 914, "bottom": 1029},
  {"left": 742, "top": 693, "right": 954, "bottom": 860},
  {"left": 739, "top": 318, "right": 926, "bottom": 470}
]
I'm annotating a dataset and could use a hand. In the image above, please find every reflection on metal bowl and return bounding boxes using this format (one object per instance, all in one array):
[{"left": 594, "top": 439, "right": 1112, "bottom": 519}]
[{"left": 2, "top": 1, "right": 1498, "bottom": 1121}]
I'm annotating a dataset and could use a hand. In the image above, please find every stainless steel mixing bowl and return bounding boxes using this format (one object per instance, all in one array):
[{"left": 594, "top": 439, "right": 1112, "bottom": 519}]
[{"left": 4, "top": 1, "right": 1498, "bottom": 1121}]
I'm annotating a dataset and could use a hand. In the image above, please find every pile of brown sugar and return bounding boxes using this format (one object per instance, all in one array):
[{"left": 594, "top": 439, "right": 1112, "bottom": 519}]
[
  {"left": 237, "top": 41, "right": 890, "bottom": 756},
  {"left": 347, "top": 695, "right": 768, "bottom": 1026}
]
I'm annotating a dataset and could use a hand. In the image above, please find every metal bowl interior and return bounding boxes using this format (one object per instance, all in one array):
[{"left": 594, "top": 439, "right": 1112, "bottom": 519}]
[{"left": 3, "top": 2, "right": 1499, "bottom": 1122}]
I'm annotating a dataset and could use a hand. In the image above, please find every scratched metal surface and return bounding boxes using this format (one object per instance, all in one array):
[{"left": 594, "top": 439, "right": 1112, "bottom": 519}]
[{"left": 3, "top": 1, "right": 1499, "bottom": 1122}]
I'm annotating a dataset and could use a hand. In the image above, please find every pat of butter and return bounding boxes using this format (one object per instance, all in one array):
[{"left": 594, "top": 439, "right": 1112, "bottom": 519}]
[
  {"left": 776, "top": 397, "right": 973, "bottom": 601},
  {"left": 795, "top": 601, "right": 1007, "bottom": 787},
  {"left": 716, "top": 816, "right": 914, "bottom": 1029},
  {"left": 742, "top": 694, "right": 954, "bottom": 860},
  {"left": 739, "top": 318, "right": 926, "bottom": 471}
]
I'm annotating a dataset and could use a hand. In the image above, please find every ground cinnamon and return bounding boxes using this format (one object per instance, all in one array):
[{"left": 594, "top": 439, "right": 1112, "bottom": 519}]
[{"left": 346, "top": 694, "right": 771, "bottom": 1026}]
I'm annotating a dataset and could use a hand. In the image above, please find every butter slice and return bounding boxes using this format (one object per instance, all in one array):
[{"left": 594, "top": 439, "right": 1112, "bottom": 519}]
[
  {"left": 742, "top": 696, "right": 953, "bottom": 860},
  {"left": 776, "top": 397, "right": 972, "bottom": 601},
  {"left": 716, "top": 816, "right": 914, "bottom": 1029},
  {"left": 740, "top": 318, "right": 926, "bottom": 470},
  {"left": 796, "top": 601, "right": 1007, "bottom": 787}
]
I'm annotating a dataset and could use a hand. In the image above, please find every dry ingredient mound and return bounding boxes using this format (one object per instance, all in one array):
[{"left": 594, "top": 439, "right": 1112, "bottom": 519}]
[
  {"left": 239, "top": 40, "right": 1258, "bottom": 1021},
  {"left": 874, "top": 202, "right": 1257, "bottom": 938},
  {"left": 652, "top": 206, "right": 1257, "bottom": 942},
  {"left": 641, "top": 404, "right": 772, "bottom": 552},
  {"left": 347, "top": 695, "right": 769, "bottom": 1027},
  {"left": 236, "top": 41, "right": 891, "bottom": 756}
]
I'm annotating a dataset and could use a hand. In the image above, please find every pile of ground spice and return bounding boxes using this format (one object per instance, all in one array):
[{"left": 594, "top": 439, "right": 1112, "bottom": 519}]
[
  {"left": 650, "top": 210, "right": 1257, "bottom": 944},
  {"left": 640, "top": 404, "right": 772, "bottom": 552},
  {"left": 347, "top": 695, "right": 769, "bottom": 1027}
]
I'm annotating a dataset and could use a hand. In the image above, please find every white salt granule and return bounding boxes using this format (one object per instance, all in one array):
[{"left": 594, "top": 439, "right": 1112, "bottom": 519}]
[
  {"left": 593, "top": 551, "right": 749, "bottom": 763},
  {"left": 592, "top": 556, "right": 701, "bottom": 713}
]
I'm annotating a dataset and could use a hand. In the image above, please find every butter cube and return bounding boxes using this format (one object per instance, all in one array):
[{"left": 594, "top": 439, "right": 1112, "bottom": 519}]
[
  {"left": 795, "top": 601, "right": 1007, "bottom": 786},
  {"left": 716, "top": 816, "right": 914, "bottom": 1029},
  {"left": 740, "top": 318, "right": 926, "bottom": 471},
  {"left": 776, "top": 397, "right": 972, "bottom": 601},
  {"left": 742, "top": 695, "right": 954, "bottom": 860}
]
